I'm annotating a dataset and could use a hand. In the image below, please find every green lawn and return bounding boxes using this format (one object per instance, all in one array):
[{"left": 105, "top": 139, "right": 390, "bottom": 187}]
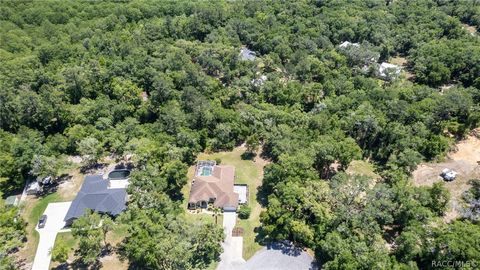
[
  {"left": 49, "top": 232, "right": 78, "bottom": 269},
  {"left": 107, "top": 223, "right": 129, "bottom": 245},
  {"left": 346, "top": 160, "right": 380, "bottom": 179},
  {"left": 49, "top": 222, "right": 130, "bottom": 269},
  {"left": 183, "top": 146, "right": 267, "bottom": 260},
  {"left": 29, "top": 193, "right": 62, "bottom": 224},
  {"left": 184, "top": 211, "right": 223, "bottom": 226},
  {"left": 55, "top": 231, "right": 77, "bottom": 250},
  {"left": 19, "top": 192, "right": 63, "bottom": 261}
]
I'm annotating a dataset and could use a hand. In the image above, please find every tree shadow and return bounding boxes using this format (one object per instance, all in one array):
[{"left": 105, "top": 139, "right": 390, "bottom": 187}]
[
  {"left": 51, "top": 244, "right": 116, "bottom": 270},
  {"left": 241, "top": 151, "right": 256, "bottom": 160},
  {"left": 35, "top": 182, "right": 59, "bottom": 197},
  {"left": 259, "top": 145, "right": 276, "bottom": 162},
  {"left": 309, "top": 259, "right": 320, "bottom": 270},
  {"left": 51, "top": 259, "right": 103, "bottom": 270},
  {"left": 265, "top": 241, "right": 303, "bottom": 257},
  {"left": 113, "top": 162, "right": 134, "bottom": 170},
  {"left": 80, "top": 163, "right": 107, "bottom": 174},
  {"left": 256, "top": 184, "right": 269, "bottom": 207},
  {"left": 254, "top": 226, "right": 269, "bottom": 246}
]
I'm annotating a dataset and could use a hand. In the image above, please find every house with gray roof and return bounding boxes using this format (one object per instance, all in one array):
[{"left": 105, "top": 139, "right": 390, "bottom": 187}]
[{"left": 64, "top": 175, "right": 127, "bottom": 225}]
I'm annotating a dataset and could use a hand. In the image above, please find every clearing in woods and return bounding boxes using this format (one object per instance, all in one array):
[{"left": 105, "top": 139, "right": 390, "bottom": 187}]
[{"left": 412, "top": 130, "right": 480, "bottom": 222}]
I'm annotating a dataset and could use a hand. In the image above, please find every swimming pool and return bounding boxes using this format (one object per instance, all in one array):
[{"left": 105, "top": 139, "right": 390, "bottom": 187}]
[
  {"left": 198, "top": 166, "right": 213, "bottom": 176},
  {"left": 108, "top": 170, "right": 131, "bottom": 180}
]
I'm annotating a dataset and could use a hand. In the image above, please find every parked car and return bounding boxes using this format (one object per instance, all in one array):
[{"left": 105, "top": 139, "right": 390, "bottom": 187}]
[
  {"left": 26, "top": 181, "right": 42, "bottom": 195},
  {"left": 440, "top": 168, "right": 458, "bottom": 181},
  {"left": 38, "top": 176, "right": 53, "bottom": 186},
  {"left": 38, "top": 215, "right": 47, "bottom": 228}
]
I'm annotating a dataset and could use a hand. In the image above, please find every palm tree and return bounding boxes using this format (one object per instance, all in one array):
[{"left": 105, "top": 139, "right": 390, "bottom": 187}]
[{"left": 212, "top": 207, "right": 221, "bottom": 225}]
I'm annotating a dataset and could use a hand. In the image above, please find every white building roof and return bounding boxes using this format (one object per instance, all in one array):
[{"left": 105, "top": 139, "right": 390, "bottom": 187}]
[
  {"left": 378, "top": 62, "right": 401, "bottom": 77},
  {"left": 339, "top": 41, "right": 360, "bottom": 48}
]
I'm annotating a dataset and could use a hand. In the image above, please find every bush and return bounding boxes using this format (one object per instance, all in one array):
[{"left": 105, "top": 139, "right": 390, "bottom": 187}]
[
  {"left": 214, "top": 158, "right": 222, "bottom": 165},
  {"left": 238, "top": 205, "right": 251, "bottom": 219},
  {"left": 51, "top": 239, "right": 69, "bottom": 263}
]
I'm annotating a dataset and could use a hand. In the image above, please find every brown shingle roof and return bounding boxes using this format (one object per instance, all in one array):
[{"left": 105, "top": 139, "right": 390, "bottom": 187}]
[{"left": 189, "top": 165, "right": 239, "bottom": 209}]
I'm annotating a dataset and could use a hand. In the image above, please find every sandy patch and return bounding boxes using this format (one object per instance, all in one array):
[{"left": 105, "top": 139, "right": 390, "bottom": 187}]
[
  {"left": 463, "top": 23, "right": 478, "bottom": 36},
  {"left": 448, "top": 133, "right": 480, "bottom": 164},
  {"left": 390, "top": 56, "right": 414, "bottom": 79},
  {"left": 67, "top": 155, "right": 82, "bottom": 164},
  {"left": 57, "top": 169, "right": 84, "bottom": 201},
  {"left": 412, "top": 132, "right": 480, "bottom": 222},
  {"left": 99, "top": 252, "right": 129, "bottom": 270}
]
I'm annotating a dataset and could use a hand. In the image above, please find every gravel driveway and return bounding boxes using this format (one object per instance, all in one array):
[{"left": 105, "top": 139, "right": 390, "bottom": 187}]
[{"left": 31, "top": 202, "right": 72, "bottom": 270}]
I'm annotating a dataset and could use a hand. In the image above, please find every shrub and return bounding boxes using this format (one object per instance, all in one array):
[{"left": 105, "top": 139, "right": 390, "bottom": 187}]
[
  {"left": 51, "top": 239, "right": 69, "bottom": 263},
  {"left": 238, "top": 205, "right": 251, "bottom": 219}
]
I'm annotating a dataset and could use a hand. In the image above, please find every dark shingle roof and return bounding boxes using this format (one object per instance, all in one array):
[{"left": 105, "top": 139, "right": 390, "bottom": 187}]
[{"left": 64, "top": 175, "right": 126, "bottom": 222}]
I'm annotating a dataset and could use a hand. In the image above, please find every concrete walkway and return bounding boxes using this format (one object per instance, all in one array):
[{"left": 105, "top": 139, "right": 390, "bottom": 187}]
[
  {"left": 217, "top": 212, "right": 245, "bottom": 270},
  {"left": 32, "top": 202, "right": 71, "bottom": 270}
]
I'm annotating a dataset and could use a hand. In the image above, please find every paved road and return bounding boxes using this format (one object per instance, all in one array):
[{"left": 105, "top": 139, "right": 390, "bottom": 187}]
[
  {"left": 217, "top": 212, "right": 245, "bottom": 270},
  {"left": 31, "top": 202, "right": 71, "bottom": 270},
  {"left": 239, "top": 242, "right": 316, "bottom": 270}
]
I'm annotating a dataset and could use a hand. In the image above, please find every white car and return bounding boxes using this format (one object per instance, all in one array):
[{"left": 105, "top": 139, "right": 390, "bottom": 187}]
[{"left": 441, "top": 168, "right": 457, "bottom": 181}]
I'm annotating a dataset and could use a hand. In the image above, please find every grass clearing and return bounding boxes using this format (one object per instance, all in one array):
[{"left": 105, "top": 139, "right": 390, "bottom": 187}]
[
  {"left": 57, "top": 168, "right": 84, "bottom": 201},
  {"left": 412, "top": 132, "right": 480, "bottom": 222},
  {"left": 346, "top": 160, "right": 380, "bottom": 180},
  {"left": 107, "top": 223, "right": 129, "bottom": 245},
  {"left": 49, "top": 232, "right": 77, "bottom": 269},
  {"left": 100, "top": 252, "right": 129, "bottom": 270}
]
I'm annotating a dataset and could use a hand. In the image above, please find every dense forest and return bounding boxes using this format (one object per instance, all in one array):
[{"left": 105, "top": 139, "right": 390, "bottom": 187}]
[{"left": 1, "top": 0, "right": 480, "bottom": 269}]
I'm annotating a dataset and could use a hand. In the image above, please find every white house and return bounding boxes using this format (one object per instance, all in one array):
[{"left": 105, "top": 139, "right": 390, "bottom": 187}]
[
  {"left": 378, "top": 62, "right": 401, "bottom": 79},
  {"left": 339, "top": 41, "right": 360, "bottom": 49}
]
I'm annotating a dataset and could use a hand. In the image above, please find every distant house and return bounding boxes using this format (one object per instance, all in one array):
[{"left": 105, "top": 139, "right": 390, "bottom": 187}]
[
  {"left": 188, "top": 161, "right": 246, "bottom": 212},
  {"left": 239, "top": 47, "right": 256, "bottom": 61},
  {"left": 377, "top": 62, "right": 401, "bottom": 80},
  {"left": 338, "top": 41, "right": 379, "bottom": 68},
  {"left": 251, "top": 74, "right": 268, "bottom": 87},
  {"left": 64, "top": 175, "right": 127, "bottom": 225},
  {"left": 338, "top": 41, "right": 360, "bottom": 49}
]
